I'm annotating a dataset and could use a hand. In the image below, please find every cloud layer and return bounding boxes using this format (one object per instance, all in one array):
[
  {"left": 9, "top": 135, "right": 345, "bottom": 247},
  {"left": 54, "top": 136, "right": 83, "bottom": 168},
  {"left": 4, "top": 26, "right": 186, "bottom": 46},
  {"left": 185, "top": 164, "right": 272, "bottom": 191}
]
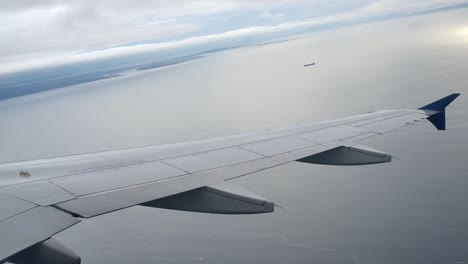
[{"left": 0, "top": 0, "right": 466, "bottom": 75}]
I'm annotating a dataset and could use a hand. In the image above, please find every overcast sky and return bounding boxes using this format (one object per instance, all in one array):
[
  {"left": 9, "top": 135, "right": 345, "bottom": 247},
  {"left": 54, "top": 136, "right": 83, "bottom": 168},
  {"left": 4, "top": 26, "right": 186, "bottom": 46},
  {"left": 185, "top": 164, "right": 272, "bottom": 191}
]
[{"left": 1, "top": 0, "right": 467, "bottom": 74}]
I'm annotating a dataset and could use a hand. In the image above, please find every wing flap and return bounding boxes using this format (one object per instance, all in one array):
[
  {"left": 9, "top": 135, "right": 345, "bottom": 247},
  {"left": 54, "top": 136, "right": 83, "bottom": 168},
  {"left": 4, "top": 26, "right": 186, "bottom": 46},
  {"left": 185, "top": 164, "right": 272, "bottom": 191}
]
[
  {"left": 0, "top": 181, "right": 75, "bottom": 206},
  {"left": 355, "top": 112, "right": 427, "bottom": 133},
  {"left": 0, "top": 206, "right": 80, "bottom": 263},
  {"left": 0, "top": 194, "right": 36, "bottom": 222},
  {"left": 240, "top": 137, "right": 317, "bottom": 156},
  {"left": 51, "top": 161, "right": 186, "bottom": 196},
  {"left": 163, "top": 148, "right": 263, "bottom": 173},
  {"left": 349, "top": 111, "right": 409, "bottom": 127},
  {"left": 296, "top": 125, "right": 369, "bottom": 144}
]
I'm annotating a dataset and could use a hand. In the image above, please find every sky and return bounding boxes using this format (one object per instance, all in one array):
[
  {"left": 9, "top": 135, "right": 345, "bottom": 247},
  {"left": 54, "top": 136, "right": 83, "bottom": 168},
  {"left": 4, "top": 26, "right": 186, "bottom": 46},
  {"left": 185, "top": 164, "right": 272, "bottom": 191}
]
[{"left": 1, "top": 0, "right": 468, "bottom": 75}]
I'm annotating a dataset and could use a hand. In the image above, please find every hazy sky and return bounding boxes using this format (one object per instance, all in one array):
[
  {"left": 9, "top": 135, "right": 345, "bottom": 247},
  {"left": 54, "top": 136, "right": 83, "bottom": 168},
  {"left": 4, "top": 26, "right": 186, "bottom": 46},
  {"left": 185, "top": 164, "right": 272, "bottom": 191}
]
[{"left": 1, "top": 0, "right": 468, "bottom": 74}]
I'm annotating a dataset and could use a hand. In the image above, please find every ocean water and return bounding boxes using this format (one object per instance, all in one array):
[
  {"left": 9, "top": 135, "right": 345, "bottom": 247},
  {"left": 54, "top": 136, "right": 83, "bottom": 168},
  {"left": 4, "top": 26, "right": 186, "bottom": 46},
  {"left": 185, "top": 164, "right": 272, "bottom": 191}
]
[{"left": 1, "top": 9, "right": 468, "bottom": 264}]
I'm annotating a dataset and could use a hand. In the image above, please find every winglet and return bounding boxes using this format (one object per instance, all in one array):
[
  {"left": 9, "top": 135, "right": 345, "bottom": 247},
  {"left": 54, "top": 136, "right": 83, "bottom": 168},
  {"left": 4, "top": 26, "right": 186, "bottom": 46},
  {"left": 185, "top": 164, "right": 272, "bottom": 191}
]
[
  {"left": 419, "top": 93, "right": 460, "bottom": 112},
  {"left": 419, "top": 93, "right": 460, "bottom": 130}
]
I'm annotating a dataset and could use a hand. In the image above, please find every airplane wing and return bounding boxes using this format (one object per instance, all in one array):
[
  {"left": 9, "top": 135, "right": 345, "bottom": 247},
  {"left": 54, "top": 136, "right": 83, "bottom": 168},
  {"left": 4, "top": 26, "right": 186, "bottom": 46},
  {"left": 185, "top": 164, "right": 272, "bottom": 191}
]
[{"left": 0, "top": 93, "right": 460, "bottom": 264}]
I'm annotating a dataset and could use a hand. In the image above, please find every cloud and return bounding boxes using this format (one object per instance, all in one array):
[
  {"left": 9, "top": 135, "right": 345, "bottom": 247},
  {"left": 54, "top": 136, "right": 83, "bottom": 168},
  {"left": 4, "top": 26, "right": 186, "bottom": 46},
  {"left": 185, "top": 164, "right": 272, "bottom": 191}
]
[
  {"left": 0, "top": 0, "right": 467, "bottom": 75},
  {"left": 0, "top": 11, "right": 357, "bottom": 74},
  {"left": 0, "top": 1, "right": 303, "bottom": 58},
  {"left": 256, "top": 11, "right": 286, "bottom": 21},
  {"left": 137, "top": 19, "right": 177, "bottom": 28},
  {"left": 359, "top": 0, "right": 468, "bottom": 15}
]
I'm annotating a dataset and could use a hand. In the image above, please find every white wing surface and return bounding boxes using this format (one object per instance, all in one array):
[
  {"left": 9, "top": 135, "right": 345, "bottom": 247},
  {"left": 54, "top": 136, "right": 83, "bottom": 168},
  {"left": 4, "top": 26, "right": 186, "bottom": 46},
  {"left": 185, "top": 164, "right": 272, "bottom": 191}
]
[{"left": 0, "top": 94, "right": 460, "bottom": 264}]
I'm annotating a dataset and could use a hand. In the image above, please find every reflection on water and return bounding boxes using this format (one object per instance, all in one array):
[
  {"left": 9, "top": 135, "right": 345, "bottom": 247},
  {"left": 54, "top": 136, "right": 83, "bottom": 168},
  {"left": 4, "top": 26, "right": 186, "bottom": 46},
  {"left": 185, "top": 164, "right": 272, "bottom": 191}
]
[{"left": 1, "top": 9, "right": 468, "bottom": 264}]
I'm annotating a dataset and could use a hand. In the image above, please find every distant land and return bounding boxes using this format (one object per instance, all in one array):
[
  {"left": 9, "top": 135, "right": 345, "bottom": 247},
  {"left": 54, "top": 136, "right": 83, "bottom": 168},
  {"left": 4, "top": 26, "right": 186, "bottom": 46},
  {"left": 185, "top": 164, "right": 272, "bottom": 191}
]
[
  {"left": 0, "top": 72, "right": 121, "bottom": 101},
  {"left": 0, "top": 46, "right": 241, "bottom": 101},
  {"left": 136, "top": 46, "right": 241, "bottom": 71}
]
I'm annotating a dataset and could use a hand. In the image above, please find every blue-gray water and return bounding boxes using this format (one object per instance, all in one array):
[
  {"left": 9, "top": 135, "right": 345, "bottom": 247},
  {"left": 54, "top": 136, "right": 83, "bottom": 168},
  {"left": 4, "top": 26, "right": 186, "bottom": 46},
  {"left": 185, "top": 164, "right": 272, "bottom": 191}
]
[{"left": 1, "top": 9, "right": 468, "bottom": 264}]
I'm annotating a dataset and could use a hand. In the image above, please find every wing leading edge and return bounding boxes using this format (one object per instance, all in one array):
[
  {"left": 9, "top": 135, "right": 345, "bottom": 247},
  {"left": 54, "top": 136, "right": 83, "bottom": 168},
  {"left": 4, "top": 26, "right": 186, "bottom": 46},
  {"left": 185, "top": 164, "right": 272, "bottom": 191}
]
[{"left": 0, "top": 94, "right": 460, "bottom": 264}]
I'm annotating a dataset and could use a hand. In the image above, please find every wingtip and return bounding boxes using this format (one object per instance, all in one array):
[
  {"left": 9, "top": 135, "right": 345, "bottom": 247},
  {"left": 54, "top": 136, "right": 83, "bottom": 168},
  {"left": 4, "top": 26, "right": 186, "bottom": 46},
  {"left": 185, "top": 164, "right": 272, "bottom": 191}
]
[
  {"left": 419, "top": 93, "right": 461, "bottom": 112},
  {"left": 419, "top": 93, "right": 460, "bottom": 130}
]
